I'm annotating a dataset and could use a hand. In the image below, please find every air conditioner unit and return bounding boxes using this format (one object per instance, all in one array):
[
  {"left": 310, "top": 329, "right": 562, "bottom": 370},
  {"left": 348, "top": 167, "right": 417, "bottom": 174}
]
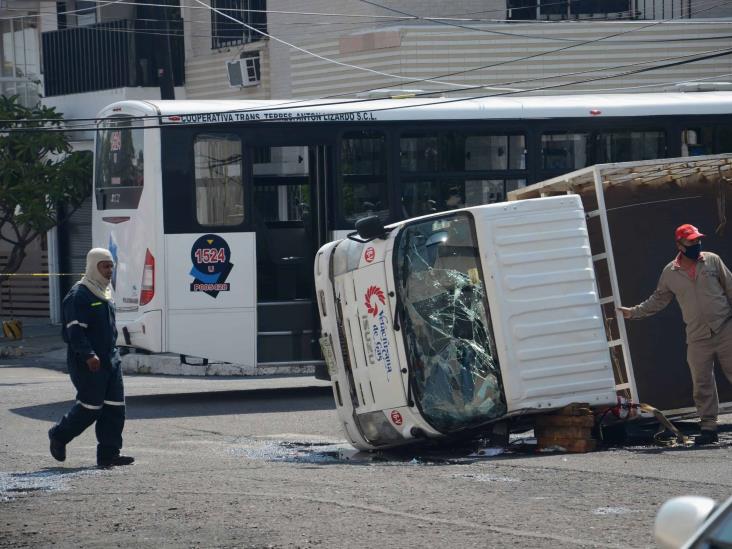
[{"left": 226, "top": 55, "right": 261, "bottom": 88}]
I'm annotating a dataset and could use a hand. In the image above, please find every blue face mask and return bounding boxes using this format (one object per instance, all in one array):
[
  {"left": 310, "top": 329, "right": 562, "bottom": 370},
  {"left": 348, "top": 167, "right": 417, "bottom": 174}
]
[{"left": 682, "top": 242, "right": 702, "bottom": 260}]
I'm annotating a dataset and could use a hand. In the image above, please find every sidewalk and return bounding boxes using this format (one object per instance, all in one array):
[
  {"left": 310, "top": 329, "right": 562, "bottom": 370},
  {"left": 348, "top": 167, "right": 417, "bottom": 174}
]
[
  {"left": 0, "top": 317, "right": 314, "bottom": 377},
  {"left": 0, "top": 317, "right": 65, "bottom": 358}
]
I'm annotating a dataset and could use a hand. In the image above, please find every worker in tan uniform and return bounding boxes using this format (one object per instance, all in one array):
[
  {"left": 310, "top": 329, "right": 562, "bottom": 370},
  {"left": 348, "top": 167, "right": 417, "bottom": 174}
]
[{"left": 618, "top": 223, "right": 732, "bottom": 445}]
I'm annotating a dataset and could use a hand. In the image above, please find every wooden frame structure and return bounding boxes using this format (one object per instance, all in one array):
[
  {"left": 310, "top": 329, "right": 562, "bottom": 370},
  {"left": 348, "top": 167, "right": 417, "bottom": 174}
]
[{"left": 510, "top": 154, "right": 732, "bottom": 415}]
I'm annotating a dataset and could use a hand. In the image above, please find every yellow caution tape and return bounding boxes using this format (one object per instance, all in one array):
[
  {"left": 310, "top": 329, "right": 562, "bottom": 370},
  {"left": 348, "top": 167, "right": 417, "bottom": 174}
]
[{"left": 0, "top": 273, "right": 83, "bottom": 277}]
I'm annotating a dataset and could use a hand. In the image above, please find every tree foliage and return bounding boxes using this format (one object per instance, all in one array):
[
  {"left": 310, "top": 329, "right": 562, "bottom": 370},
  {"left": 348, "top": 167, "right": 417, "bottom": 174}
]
[{"left": 0, "top": 95, "right": 92, "bottom": 280}]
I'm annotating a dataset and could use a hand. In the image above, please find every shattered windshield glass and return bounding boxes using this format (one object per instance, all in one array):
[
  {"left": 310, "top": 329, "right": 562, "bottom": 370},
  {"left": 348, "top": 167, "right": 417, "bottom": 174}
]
[{"left": 394, "top": 212, "right": 506, "bottom": 433}]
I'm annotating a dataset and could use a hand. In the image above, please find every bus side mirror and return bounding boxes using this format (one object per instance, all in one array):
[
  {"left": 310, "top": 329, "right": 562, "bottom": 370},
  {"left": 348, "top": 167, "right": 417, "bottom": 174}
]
[{"left": 348, "top": 216, "right": 388, "bottom": 243}]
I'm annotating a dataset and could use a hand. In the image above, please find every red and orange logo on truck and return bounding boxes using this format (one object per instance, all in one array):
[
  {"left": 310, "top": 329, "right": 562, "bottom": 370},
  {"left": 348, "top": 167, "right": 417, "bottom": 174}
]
[{"left": 364, "top": 285, "right": 386, "bottom": 317}]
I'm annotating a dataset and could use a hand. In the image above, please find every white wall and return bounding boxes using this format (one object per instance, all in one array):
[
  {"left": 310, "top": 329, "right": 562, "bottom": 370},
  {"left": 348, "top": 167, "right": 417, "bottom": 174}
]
[
  {"left": 183, "top": 1, "right": 732, "bottom": 101},
  {"left": 183, "top": 0, "right": 270, "bottom": 99},
  {"left": 288, "top": 19, "right": 732, "bottom": 98}
]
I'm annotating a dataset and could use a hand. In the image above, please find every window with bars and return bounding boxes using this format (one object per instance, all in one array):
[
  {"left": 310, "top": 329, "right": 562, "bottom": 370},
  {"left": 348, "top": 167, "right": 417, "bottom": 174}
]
[
  {"left": 211, "top": 0, "right": 267, "bottom": 49},
  {"left": 507, "top": 0, "right": 632, "bottom": 20}
]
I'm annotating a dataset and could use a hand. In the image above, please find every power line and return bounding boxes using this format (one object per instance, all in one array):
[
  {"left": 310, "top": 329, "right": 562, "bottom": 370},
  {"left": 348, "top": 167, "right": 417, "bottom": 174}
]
[
  {"left": 6, "top": 46, "right": 732, "bottom": 133},
  {"left": 5, "top": 0, "right": 732, "bottom": 128},
  {"left": 354, "top": 0, "right": 613, "bottom": 40},
  {"left": 0, "top": 0, "right": 628, "bottom": 24},
  {"left": 17, "top": 12, "right": 732, "bottom": 44},
  {"left": 568, "top": 71, "right": 732, "bottom": 93},
  {"left": 8, "top": 11, "right": 732, "bottom": 45},
  {"left": 13, "top": 20, "right": 732, "bottom": 119},
  {"left": 70, "top": 0, "right": 732, "bottom": 23},
  {"left": 17, "top": 18, "right": 727, "bottom": 127},
  {"left": 221, "top": 0, "right": 732, "bottom": 103},
  {"left": 0, "top": 0, "right": 128, "bottom": 22},
  {"left": 0, "top": 2, "right": 408, "bottom": 22},
  {"left": 475, "top": 45, "right": 732, "bottom": 90},
  {"left": 8, "top": 32, "right": 732, "bottom": 127},
  {"left": 7, "top": 0, "right": 728, "bottom": 27},
  {"left": 192, "top": 0, "right": 485, "bottom": 92},
  {"left": 221, "top": 0, "right": 732, "bottom": 101},
  {"left": 4, "top": 0, "right": 729, "bottom": 47},
  {"left": 14, "top": 12, "right": 732, "bottom": 45},
  {"left": 323, "top": 0, "right": 732, "bottom": 98}
]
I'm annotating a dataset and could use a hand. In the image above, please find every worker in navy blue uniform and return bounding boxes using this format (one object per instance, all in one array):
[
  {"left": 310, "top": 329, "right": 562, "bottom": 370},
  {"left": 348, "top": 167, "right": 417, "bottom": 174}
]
[{"left": 48, "top": 248, "right": 134, "bottom": 467}]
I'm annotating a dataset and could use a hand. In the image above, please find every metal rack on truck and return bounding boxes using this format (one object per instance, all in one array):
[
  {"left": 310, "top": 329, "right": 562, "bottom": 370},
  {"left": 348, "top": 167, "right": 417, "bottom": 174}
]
[{"left": 509, "top": 153, "right": 732, "bottom": 416}]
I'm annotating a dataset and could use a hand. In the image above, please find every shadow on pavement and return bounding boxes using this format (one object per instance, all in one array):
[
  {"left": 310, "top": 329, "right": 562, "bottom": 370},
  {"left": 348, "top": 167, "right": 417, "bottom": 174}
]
[
  {"left": 10, "top": 385, "right": 335, "bottom": 423},
  {"left": 29, "top": 466, "right": 100, "bottom": 476}
]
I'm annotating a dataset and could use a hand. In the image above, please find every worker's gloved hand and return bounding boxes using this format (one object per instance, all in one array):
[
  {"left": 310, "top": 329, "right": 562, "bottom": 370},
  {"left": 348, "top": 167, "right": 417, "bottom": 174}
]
[{"left": 86, "top": 355, "right": 101, "bottom": 372}]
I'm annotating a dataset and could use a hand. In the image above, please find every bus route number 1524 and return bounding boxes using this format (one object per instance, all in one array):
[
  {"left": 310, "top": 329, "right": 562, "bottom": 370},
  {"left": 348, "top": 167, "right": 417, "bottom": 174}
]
[{"left": 194, "top": 247, "right": 226, "bottom": 264}]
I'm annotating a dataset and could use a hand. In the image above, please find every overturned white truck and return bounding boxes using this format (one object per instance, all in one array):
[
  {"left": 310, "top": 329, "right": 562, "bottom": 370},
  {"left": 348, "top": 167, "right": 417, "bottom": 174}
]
[
  {"left": 315, "top": 154, "right": 732, "bottom": 450},
  {"left": 314, "top": 194, "right": 618, "bottom": 450}
]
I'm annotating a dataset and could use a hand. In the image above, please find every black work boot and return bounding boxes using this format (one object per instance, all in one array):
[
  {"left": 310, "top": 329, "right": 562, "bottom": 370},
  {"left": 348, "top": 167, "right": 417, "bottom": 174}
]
[
  {"left": 694, "top": 430, "right": 719, "bottom": 446},
  {"left": 48, "top": 428, "right": 66, "bottom": 462},
  {"left": 97, "top": 455, "right": 135, "bottom": 468}
]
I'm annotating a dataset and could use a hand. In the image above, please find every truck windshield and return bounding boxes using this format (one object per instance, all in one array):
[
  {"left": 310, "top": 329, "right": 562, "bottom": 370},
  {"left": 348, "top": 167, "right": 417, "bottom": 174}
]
[{"left": 394, "top": 212, "right": 506, "bottom": 433}]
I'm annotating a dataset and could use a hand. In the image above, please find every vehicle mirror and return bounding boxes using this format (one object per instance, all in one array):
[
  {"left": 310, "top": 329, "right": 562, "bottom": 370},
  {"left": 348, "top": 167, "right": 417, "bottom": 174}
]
[
  {"left": 655, "top": 496, "right": 716, "bottom": 549},
  {"left": 426, "top": 231, "right": 448, "bottom": 247},
  {"left": 355, "top": 216, "right": 387, "bottom": 241}
]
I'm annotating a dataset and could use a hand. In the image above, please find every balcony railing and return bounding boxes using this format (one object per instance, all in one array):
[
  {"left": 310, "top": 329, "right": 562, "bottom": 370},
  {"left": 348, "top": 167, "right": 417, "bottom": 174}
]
[
  {"left": 507, "top": 0, "right": 693, "bottom": 20},
  {"left": 635, "top": 0, "right": 693, "bottom": 19},
  {"left": 42, "top": 19, "right": 184, "bottom": 97}
]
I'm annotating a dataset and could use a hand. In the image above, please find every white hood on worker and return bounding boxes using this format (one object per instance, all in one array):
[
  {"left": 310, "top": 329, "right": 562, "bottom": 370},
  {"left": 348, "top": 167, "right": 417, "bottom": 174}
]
[{"left": 80, "top": 248, "right": 114, "bottom": 301}]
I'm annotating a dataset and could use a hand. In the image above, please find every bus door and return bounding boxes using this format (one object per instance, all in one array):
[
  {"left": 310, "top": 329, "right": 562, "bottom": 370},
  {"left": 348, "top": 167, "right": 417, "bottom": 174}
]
[
  {"left": 252, "top": 143, "right": 331, "bottom": 367},
  {"left": 162, "top": 131, "right": 258, "bottom": 367}
]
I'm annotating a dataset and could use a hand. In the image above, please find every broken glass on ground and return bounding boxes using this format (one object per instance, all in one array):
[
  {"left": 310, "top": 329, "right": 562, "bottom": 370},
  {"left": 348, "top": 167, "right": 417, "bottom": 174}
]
[{"left": 395, "top": 212, "right": 507, "bottom": 434}]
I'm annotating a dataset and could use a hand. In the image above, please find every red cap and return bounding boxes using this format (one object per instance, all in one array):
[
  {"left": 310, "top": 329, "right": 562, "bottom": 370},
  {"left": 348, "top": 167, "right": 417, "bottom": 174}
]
[{"left": 675, "top": 224, "right": 705, "bottom": 242}]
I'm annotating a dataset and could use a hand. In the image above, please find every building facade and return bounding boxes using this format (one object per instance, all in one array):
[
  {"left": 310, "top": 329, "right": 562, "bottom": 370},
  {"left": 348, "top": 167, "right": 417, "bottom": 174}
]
[
  {"left": 3, "top": 0, "right": 732, "bottom": 320},
  {"left": 1, "top": 0, "right": 186, "bottom": 320},
  {"left": 1, "top": 1, "right": 49, "bottom": 318},
  {"left": 183, "top": 0, "right": 732, "bottom": 101},
  {"left": 40, "top": 0, "right": 186, "bottom": 321}
]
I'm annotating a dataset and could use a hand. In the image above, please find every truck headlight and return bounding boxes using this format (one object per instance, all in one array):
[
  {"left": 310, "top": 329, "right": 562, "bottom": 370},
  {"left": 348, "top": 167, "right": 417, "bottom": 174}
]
[{"left": 357, "top": 411, "right": 403, "bottom": 445}]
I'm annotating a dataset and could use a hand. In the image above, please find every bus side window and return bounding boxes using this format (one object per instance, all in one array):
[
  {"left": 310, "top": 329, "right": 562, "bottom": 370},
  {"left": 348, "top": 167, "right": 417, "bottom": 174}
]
[
  {"left": 682, "top": 128, "right": 713, "bottom": 156},
  {"left": 540, "top": 132, "right": 589, "bottom": 171},
  {"left": 464, "top": 179, "right": 527, "bottom": 206},
  {"left": 464, "top": 135, "right": 526, "bottom": 171},
  {"left": 720, "top": 126, "right": 732, "bottom": 153},
  {"left": 683, "top": 126, "right": 732, "bottom": 156},
  {"left": 193, "top": 134, "right": 245, "bottom": 226},
  {"left": 340, "top": 131, "right": 389, "bottom": 224},
  {"left": 595, "top": 130, "right": 665, "bottom": 163}
]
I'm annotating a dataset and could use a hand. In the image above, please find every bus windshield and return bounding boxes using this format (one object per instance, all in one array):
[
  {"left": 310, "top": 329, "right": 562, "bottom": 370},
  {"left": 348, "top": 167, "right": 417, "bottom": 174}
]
[{"left": 394, "top": 212, "right": 506, "bottom": 433}]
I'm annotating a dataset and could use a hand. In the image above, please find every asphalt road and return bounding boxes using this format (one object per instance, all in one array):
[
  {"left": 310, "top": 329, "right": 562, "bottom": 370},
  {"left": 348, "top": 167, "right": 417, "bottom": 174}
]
[{"left": 1, "top": 358, "right": 731, "bottom": 548}]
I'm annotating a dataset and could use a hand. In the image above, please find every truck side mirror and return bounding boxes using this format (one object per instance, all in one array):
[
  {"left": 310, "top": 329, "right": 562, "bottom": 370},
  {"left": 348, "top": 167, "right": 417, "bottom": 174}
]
[{"left": 348, "top": 216, "right": 388, "bottom": 243}]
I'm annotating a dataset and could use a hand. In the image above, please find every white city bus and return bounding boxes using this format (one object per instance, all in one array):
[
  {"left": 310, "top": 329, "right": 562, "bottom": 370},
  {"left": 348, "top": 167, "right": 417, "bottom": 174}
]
[{"left": 92, "top": 91, "right": 732, "bottom": 373}]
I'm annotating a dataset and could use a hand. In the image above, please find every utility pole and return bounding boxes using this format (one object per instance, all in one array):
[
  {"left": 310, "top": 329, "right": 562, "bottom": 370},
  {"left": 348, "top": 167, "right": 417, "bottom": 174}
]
[{"left": 154, "top": 0, "right": 176, "bottom": 100}]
